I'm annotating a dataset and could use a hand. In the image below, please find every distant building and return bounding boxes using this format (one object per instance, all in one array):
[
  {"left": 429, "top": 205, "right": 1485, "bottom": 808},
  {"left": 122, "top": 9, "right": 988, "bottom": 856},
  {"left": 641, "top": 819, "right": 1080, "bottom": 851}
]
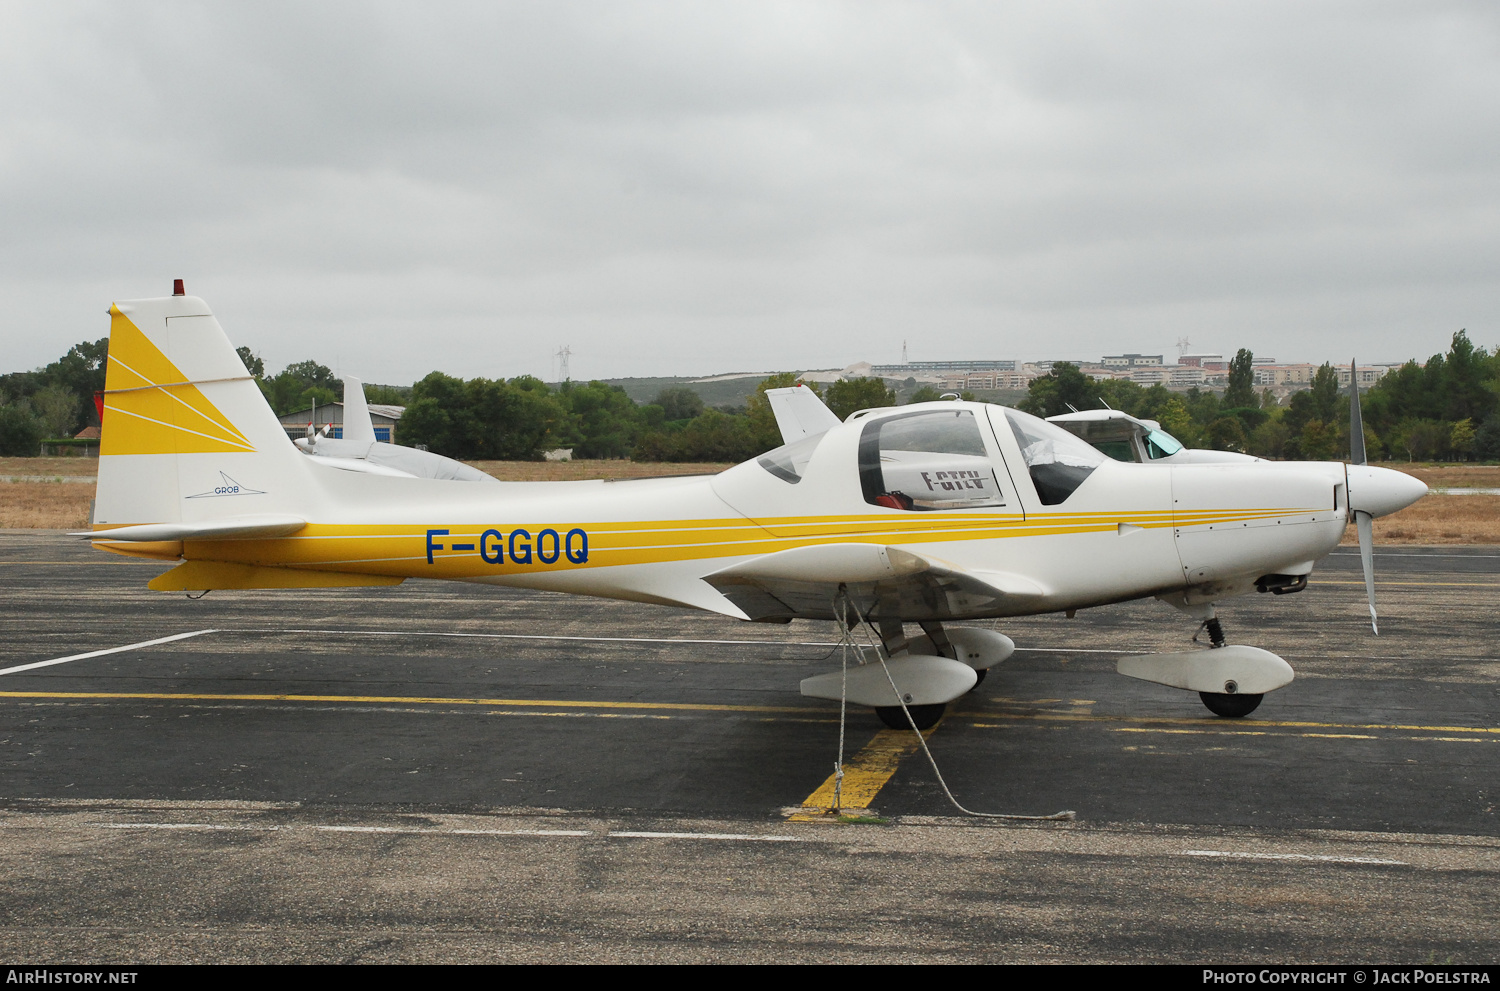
[
  {"left": 870, "top": 359, "right": 1016, "bottom": 376},
  {"left": 1101, "top": 353, "right": 1164, "bottom": 369},
  {"left": 1252, "top": 364, "right": 1315, "bottom": 387},
  {"left": 1179, "top": 353, "right": 1225, "bottom": 369},
  {"left": 1337, "top": 365, "right": 1390, "bottom": 388},
  {"left": 939, "top": 370, "right": 1035, "bottom": 391},
  {"left": 277, "top": 402, "right": 404, "bottom": 444}
]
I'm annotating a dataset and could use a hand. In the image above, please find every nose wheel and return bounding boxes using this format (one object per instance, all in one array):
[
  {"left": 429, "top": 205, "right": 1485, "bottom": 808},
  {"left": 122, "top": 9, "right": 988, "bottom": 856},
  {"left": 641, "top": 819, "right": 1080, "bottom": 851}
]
[
  {"left": 1196, "top": 614, "right": 1264, "bottom": 717},
  {"left": 1199, "top": 691, "right": 1263, "bottom": 718}
]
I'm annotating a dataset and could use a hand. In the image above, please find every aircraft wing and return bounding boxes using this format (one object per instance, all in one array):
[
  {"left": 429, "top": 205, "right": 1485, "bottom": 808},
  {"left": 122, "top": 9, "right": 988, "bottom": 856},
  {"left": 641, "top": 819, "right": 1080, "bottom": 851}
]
[{"left": 702, "top": 543, "right": 1047, "bottom": 622}]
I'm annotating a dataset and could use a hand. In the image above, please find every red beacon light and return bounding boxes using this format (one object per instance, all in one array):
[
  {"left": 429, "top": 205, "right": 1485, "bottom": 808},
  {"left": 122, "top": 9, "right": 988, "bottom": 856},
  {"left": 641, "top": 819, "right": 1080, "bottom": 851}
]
[{"left": 173, "top": 279, "right": 185, "bottom": 296}]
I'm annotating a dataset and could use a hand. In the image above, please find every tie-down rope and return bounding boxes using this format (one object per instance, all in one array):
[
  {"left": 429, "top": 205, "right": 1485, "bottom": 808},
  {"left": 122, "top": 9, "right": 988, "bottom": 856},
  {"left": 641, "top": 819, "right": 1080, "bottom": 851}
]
[{"left": 830, "top": 589, "right": 1075, "bottom": 822}]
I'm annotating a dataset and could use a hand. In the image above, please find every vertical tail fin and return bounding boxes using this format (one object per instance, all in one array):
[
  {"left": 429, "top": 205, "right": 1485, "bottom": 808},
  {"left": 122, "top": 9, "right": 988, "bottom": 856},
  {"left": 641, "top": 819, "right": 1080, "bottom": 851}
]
[
  {"left": 339, "top": 375, "right": 378, "bottom": 446},
  {"left": 95, "top": 293, "right": 308, "bottom": 528}
]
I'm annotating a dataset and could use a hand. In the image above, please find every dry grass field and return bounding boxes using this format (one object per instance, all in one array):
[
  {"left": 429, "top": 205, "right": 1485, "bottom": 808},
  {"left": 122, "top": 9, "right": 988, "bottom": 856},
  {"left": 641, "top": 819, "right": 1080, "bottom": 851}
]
[
  {"left": 0, "top": 457, "right": 98, "bottom": 477},
  {"left": 0, "top": 481, "right": 95, "bottom": 529},
  {"left": 1, "top": 458, "right": 1493, "bottom": 542}
]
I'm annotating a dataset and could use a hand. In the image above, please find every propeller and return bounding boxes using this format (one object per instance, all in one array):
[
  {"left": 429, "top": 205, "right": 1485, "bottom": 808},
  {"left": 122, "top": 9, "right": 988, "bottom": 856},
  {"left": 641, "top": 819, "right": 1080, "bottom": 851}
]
[{"left": 1348, "top": 359, "right": 1378, "bottom": 635}]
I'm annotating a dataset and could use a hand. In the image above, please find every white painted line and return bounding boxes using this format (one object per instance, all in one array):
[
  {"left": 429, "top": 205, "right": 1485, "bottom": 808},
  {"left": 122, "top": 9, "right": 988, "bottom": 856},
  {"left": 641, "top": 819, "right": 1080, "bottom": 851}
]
[
  {"left": 0, "top": 629, "right": 219, "bottom": 677},
  {"left": 235, "top": 627, "right": 1163, "bottom": 655},
  {"left": 608, "top": 831, "right": 800, "bottom": 842},
  {"left": 316, "top": 825, "right": 406, "bottom": 833},
  {"left": 1182, "top": 849, "right": 1406, "bottom": 866},
  {"left": 233, "top": 627, "right": 842, "bottom": 648},
  {"left": 450, "top": 828, "right": 594, "bottom": 837},
  {"left": 1012, "top": 647, "right": 1146, "bottom": 655},
  {"left": 98, "top": 822, "right": 280, "bottom": 832},
  {"left": 1329, "top": 551, "right": 1500, "bottom": 559},
  {"left": 315, "top": 825, "right": 595, "bottom": 837}
]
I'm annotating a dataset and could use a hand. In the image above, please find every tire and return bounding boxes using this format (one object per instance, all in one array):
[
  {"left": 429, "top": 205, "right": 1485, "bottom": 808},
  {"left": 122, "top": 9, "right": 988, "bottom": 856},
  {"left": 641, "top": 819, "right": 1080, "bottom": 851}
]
[
  {"left": 1199, "top": 691, "right": 1264, "bottom": 718},
  {"left": 876, "top": 703, "right": 946, "bottom": 730},
  {"left": 970, "top": 668, "right": 988, "bottom": 689}
]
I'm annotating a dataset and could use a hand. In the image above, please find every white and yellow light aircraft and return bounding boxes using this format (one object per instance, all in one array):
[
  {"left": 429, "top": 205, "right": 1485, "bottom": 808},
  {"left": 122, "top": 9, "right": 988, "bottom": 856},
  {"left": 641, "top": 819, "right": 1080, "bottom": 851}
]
[{"left": 87, "top": 288, "right": 1428, "bottom": 729}]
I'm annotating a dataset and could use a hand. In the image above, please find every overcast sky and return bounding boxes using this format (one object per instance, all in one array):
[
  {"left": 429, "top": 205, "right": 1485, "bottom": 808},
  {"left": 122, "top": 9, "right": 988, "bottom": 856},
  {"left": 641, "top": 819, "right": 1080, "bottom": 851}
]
[{"left": 2, "top": 2, "right": 1497, "bottom": 384}]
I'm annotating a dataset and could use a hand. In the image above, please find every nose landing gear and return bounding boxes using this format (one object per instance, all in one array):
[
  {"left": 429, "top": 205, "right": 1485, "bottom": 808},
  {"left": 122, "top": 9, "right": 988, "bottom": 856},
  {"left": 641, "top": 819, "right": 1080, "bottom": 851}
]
[{"left": 1198, "top": 689, "right": 1263, "bottom": 718}]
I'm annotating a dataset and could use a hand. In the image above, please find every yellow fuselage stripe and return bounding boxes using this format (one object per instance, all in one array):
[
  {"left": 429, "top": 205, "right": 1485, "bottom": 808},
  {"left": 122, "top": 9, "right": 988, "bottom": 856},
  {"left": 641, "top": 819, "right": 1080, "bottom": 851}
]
[{"left": 101, "top": 504, "right": 1331, "bottom": 579}]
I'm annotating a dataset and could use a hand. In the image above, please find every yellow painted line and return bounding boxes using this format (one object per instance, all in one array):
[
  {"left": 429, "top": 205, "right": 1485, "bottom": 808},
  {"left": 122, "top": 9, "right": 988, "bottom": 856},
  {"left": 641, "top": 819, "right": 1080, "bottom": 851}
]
[
  {"left": 968, "top": 708, "right": 1500, "bottom": 736},
  {"left": 0, "top": 690, "right": 807, "bottom": 715},
  {"left": 791, "top": 727, "right": 934, "bottom": 820},
  {"left": 1113, "top": 727, "right": 1269, "bottom": 737}
]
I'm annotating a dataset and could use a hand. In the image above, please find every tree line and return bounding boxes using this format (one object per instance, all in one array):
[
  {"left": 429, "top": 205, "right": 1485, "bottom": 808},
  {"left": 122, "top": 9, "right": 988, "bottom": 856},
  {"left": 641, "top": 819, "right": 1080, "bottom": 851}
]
[
  {"left": 1017, "top": 331, "right": 1500, "bottom": 461},
  {"left": 3, "top": 331, "right": 1496, "bottom": 462}
]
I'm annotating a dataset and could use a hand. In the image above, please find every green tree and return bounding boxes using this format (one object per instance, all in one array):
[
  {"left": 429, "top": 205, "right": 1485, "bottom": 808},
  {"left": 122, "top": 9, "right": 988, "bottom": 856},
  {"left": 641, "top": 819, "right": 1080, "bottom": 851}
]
[
  {"left": 1224, "top": 349, "right": 1257, "bottom": 409},
  {"left": 1157, "top": 397, "right": 1199, "bottom": 447},
  {"left": 1298, "top": 420, "right": 1337, "bottom": 461},
  {"left": 1450, "top": 418, "right": 1476, "bottom": 461},
  {"left": 1248, "top": 415, "right": 1292, "bottom": 459},
  {"left": 1206, "top": 416, "right": 1248, "bottom": 453},
  {"left": 633, "top": 409, "right": 758, "bottom": 462},
  {"left": 1473, "top": 413, "right": 1500, "bottom": 461},
  {"left": 363, "top": 383, "right": 410, "bottom": 406},
  {"left": 652, "top": 387, "right": 705, "bottom": 422},
  {"left": 558, "top": 380, "right": 642, "bottom": 458},
  {"left": 31, "top": 385, "right": 79, "bottom": 439},
  {"left": 906, "top": 385, "right": 943, "bottom": 404},
  {"left": 266, "top": 360, "right": 341, "bottom": 415},
  {"left": 823, "top": 377, "right": 895, "bottom": 421},
  {"left": 1283, "top": 363, "right": 1341, "bottom": 453},
  {"left": 1018, "top": 363, "right": 1096, "bottom": 417},
  {"left": 236, "top": 346, "right": 265, "bottom": 379},
  {"left": 0, "top": 404, "right": 41, "bottom": 456}
]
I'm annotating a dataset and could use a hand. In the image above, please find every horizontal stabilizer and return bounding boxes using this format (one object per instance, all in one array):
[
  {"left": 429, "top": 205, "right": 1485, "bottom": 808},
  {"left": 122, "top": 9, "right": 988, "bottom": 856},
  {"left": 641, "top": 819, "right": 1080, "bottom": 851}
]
[
  {"left": 81, "top": 514, "right": 307, "bottom": 542},
  {"left": 148, "top": 560, "right": 404, "bottom": 592}
]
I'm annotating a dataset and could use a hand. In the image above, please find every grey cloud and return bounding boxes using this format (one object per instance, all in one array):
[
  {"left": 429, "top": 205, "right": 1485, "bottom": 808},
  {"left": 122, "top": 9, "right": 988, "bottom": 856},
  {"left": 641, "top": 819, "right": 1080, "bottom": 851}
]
[{"left": 2, "top": 1, "right": 1497, "bottom": 383}]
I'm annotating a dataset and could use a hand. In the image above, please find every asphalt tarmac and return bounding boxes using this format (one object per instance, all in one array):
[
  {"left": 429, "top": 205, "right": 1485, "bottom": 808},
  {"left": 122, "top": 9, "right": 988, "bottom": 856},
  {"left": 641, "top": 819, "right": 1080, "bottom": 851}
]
[{"left": 1, "top": 530, "right": 1497, "bottom": 963}]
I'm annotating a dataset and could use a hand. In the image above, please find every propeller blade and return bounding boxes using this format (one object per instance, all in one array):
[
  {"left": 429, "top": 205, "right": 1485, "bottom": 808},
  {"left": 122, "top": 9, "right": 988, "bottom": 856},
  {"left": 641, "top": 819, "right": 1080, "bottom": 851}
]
[
  {"left": 1349, "top": 358, "right": 1367, "bottom": 467},
  {"left": 1349, "top": 358, "right": 1377, "bottom": 633},
  {"left": 1356, "top": 509, "right": 1378, "bottom": 635}
]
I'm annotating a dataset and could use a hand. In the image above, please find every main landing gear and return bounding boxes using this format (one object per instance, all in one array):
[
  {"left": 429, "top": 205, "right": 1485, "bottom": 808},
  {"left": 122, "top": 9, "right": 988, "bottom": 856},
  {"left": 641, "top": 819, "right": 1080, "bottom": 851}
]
[
  {"left": 799, "top": 618, "right": 1015, "bottom": 730},
  {"left": 875, "top": 618, "right": 954, "bottom": 730},
  {"left": 876, "top": 703, "right": 947, "bottom": 731}
]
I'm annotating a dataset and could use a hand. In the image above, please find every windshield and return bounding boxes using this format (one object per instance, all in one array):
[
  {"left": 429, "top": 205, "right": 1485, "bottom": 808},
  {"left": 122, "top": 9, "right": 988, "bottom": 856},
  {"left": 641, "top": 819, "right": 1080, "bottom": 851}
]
[
  {"left": 1003, "top": 408, "right": 1104, "bottom": 505},
  {"left": 1145, "top": 429, "right": 1184, "bottom": 459}
]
